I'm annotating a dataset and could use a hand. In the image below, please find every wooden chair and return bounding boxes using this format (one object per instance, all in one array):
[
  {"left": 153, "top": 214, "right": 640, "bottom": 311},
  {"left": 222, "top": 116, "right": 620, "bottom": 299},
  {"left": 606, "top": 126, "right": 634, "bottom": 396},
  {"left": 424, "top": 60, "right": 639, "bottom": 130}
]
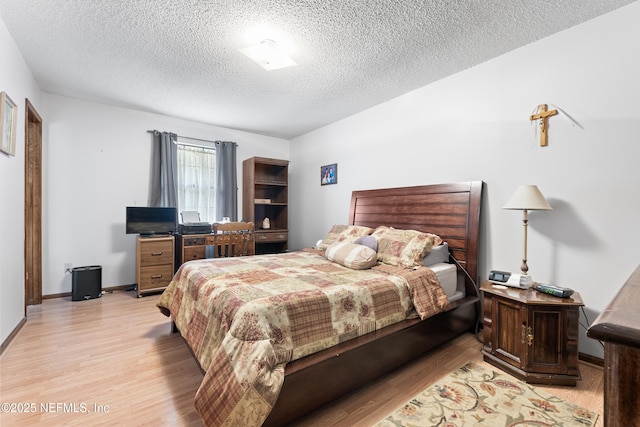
[{"left": 211, "top": 222, "right": 255, "bottom": 257}]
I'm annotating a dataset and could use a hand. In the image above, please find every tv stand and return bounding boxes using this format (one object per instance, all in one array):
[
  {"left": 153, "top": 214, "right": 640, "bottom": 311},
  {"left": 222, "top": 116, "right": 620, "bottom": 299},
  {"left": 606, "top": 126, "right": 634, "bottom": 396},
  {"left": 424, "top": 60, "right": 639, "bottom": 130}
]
[{"left": 135, "top": 235, "right": 175, "bottom": 297}]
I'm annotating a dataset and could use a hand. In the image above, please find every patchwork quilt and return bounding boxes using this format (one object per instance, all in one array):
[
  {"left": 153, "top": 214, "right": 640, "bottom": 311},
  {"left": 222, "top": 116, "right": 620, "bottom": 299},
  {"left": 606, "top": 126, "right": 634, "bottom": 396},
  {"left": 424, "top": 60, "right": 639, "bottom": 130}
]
[{"left": 157, "top": 250, "right": 450, "bottom": 426}]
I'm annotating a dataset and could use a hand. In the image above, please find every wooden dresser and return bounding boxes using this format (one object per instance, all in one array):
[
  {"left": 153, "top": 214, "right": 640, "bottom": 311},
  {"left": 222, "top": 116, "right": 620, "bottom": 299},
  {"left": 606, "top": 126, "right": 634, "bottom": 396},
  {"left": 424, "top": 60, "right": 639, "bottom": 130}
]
[
  {"left": 176, "top": 225, "right": 255, "bottom": 268},
  {"left": 587, "top": 265, "right": 640, "bottom": 427},
  {"left": 480, "top": 282, "right": 583, "bottom": 386},
  {"left": 177, "top": 233, "right": 213, "bottom": 265},
  {"left": 135, "top": 235, "right": 175, "bottom": 297}
]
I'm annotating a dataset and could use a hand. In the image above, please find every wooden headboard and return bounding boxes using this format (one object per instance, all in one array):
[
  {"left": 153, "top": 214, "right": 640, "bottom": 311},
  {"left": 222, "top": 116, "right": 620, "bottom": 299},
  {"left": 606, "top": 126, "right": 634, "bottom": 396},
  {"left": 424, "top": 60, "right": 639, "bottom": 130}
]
[{"left": 348, "top": 181, "right": 483, "bottom": 295}]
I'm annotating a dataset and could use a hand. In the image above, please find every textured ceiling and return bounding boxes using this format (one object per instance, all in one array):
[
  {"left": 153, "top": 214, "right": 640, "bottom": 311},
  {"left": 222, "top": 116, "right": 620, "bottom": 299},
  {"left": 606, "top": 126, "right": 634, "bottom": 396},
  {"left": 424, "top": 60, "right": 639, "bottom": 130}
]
[{"left": 0, "top": 0, "right": 634, "bottom": 139}]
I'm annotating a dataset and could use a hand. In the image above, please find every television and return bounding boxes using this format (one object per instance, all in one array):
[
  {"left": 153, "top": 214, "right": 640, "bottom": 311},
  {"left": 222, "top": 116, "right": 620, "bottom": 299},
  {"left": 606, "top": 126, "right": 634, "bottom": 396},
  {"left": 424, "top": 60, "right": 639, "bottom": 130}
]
[{"left": 126, "top": 207, "right": 177, "bottom": 235}]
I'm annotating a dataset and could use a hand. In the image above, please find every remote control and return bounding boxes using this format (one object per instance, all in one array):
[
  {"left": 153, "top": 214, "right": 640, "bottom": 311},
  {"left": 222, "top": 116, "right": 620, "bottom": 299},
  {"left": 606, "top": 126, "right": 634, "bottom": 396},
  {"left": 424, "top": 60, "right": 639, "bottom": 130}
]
[{"left": 533, "top": 283, "right": 574, "bottom": 298}]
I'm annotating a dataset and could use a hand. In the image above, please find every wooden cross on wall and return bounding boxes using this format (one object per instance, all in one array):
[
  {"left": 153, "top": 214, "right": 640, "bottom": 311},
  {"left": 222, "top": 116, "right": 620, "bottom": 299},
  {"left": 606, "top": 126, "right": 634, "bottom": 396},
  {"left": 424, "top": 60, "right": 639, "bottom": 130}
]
[{"left": 530, "top": 104, "right": 558, "bottom": 147}]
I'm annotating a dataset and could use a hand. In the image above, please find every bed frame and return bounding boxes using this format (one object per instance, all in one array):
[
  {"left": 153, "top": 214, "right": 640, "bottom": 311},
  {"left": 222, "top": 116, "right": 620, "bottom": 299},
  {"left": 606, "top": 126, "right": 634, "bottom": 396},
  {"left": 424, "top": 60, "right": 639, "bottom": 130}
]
[{"left": 263, "top": 181, "right": 484, "bottom": 426}]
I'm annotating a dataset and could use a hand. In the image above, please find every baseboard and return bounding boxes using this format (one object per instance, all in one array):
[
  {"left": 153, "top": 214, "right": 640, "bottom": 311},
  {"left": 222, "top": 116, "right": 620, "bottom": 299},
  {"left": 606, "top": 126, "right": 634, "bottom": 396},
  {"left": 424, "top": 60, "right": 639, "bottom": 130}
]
[
  {"left": 0, "top": 316, "right": 26, "bottom": 356},
  {"left": 579, "top": 351, "right": 604, "bottom": 367},
  {"left": 43, "top": 291, "right": 71, "bottom": 300},
  {"left": 103, "top": 284, "right": 136, "bottom": 292},
  {"left": 42, "top": 284, "right": 135, "bottom": 300}
]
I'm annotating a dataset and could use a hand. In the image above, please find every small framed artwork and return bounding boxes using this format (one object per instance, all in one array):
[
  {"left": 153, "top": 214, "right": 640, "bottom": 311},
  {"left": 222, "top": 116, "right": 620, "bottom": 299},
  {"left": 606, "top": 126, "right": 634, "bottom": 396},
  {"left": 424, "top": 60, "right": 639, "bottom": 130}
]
[
  {"left": 321, "top": 163, "right": 337, "bottom": 185},
  {"left": 1, "top": 91, "right": 17, "bottom": 156}
]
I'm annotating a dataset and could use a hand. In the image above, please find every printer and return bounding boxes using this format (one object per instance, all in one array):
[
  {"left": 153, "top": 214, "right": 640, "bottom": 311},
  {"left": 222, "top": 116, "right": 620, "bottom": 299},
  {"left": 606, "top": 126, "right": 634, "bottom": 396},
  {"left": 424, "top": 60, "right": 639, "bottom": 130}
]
[{"left": 179, "top": 222, "right": 212, "bottom": 235}]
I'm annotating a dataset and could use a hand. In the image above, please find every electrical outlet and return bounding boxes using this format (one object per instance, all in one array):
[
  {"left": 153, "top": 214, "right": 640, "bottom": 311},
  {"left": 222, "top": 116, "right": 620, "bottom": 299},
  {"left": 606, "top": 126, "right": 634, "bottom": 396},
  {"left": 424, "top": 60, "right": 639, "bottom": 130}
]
[{"left": 64, "top": 263, "right": 73, "bottom": 274}]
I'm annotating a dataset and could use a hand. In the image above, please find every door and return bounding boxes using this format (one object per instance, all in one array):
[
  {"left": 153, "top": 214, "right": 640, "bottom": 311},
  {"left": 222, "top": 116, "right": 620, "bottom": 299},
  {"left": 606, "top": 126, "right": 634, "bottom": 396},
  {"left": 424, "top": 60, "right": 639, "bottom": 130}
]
[
  {"left": 492, "top": 297, "right": 526, "bottom": 369},
  {"left": 24, "top": 99, "right": 43, "bottom": 308},
  {"left": 526, "top": 306, "right": 565, "bottom": 375}
]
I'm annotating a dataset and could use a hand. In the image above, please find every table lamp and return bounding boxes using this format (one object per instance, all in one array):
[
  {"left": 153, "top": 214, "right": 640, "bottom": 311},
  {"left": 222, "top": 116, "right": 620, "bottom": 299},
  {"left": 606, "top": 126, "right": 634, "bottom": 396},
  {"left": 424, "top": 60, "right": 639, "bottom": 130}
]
[{"left": 503, "top": 185, "right": 552, "bottom": 279}]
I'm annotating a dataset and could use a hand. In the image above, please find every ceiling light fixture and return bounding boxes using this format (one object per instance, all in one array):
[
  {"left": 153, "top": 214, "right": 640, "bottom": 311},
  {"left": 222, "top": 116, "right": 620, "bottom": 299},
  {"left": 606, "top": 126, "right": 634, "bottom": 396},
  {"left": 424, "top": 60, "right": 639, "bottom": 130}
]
[{"left": 239, "top": 39, "right": 297, "bottom": 71}]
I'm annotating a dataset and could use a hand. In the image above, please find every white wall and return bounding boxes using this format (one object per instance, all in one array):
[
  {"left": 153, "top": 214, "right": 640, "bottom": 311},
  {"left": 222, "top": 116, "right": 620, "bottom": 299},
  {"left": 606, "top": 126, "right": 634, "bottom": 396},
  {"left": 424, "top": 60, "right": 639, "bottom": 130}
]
[
  {"left": 290, "top": 2, "right": 640, "bottom": 357},
  {"left": 0, "top": 19, "right": 42, "bottom": 344},
  {"left": 42, "top": 94, "right": 289, "bottom": 296}
]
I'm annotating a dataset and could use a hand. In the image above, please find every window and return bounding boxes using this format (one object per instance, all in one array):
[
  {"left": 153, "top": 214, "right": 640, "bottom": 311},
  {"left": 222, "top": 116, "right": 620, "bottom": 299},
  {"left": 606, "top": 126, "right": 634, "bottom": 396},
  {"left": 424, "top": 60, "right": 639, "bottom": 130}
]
[{"left": 176, "top": 143, "right": 216, "bottom": 223}]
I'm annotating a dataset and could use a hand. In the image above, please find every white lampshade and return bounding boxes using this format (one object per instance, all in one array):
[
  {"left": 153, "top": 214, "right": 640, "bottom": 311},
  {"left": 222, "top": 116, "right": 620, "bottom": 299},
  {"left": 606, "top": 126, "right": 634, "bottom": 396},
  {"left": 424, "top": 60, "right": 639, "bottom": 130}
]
[{"left": 503, "top": 185, "right": 552, "bottom": 211}]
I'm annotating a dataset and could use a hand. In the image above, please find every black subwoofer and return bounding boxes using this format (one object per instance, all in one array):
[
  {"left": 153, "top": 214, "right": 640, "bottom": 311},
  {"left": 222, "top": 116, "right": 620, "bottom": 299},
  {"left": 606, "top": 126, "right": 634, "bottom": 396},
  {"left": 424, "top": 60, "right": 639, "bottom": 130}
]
[{"left": 71, "top": 265, "right": 102, "bottom": 301}]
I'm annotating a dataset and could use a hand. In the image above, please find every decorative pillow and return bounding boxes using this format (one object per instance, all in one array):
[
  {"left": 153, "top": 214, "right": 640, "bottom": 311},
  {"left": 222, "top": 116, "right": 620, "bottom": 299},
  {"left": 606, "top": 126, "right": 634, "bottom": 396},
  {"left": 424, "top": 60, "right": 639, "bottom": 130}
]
[
  {"left": 316, "top": 224, "right": 374, "bottom": 251},
  {"left": 325, "top": 241, "right": 378, "bottom": 270},
  {"left": 354, "top": 235, "right": 378, "bottom": 251},
  {"left": 422, "top": 242, "right": 449, "bottom": 267},
  {"left": 372, "top": 226, "right": 443, "bottom": 268}
]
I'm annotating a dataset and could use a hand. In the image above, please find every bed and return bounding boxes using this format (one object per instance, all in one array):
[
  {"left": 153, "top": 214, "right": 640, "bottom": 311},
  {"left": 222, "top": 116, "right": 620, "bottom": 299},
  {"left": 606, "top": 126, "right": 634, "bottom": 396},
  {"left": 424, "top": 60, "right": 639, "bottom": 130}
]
[{"left": 157, "top": 181, "right": 483, "bottom": 426}]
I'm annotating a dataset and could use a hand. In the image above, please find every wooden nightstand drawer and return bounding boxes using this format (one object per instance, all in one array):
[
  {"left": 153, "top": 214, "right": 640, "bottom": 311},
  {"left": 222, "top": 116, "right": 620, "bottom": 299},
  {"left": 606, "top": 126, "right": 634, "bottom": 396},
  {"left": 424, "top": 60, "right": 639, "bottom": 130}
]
[
  {"left": 139, "top": 240, "right": 173, "bottom": 266},
  {"left": 138, "top": 264, "right": 174, "bottom": 291},
  {"left": 255, "top": 231, "right": 288, "bottom": 243}
]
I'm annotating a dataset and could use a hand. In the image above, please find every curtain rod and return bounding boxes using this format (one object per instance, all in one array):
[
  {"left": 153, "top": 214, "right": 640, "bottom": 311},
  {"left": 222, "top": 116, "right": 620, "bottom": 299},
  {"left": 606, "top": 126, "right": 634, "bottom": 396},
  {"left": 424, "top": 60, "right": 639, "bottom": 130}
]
[{"left": 146, "top": 130, "right": 237, "bottom": 146}]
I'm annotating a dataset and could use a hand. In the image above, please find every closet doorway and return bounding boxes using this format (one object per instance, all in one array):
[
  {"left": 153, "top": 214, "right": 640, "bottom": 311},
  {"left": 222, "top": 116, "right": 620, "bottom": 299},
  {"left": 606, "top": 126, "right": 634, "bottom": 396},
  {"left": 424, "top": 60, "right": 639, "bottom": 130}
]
[{"left": 24, "top": 99, "right": 43, "bottom": 309}]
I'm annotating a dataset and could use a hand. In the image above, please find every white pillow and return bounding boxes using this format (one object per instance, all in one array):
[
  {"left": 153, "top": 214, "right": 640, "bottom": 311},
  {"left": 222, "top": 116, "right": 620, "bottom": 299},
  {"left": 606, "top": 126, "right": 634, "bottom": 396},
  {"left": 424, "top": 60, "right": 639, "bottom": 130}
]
[{"left": 325, "top": 241, "right": 377, "bottom": 270}]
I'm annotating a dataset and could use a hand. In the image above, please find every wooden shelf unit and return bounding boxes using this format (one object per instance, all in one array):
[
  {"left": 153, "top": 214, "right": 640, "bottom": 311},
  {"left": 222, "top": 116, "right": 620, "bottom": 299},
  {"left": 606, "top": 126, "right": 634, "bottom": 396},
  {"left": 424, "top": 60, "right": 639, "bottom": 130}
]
[
  {"left": 243, "top": 157, "right": 289, "bottom": 254},
  {"left": 480, "top": 281, "right": 583, "bottom": 386},
  {"left": 135, "top": 235, "right": 175, "bottom": 297}
]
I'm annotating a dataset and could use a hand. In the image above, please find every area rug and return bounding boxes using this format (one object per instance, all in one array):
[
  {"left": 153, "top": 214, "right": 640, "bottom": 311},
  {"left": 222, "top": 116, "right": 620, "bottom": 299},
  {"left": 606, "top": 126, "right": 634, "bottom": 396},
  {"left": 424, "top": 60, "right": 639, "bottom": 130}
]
[{"left": 374, "top": 361, "right": 598, "bottom": 427}]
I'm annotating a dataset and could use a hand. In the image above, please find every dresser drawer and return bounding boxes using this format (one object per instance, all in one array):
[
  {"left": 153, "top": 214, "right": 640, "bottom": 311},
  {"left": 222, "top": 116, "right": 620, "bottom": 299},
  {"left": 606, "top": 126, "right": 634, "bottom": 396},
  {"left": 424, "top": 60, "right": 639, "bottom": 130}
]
[
  {"left": 182, "top": 236, "right": 207, "bottom": 246},
  {"left": 255, "top": 231, "right": 288, "bottom": 243},
  {"left": 139, "top": 240, "right": 174, "bottom": 266},
  {"left": 183, "top": 246, "right": 206, "bottom": 262},
  {"left": 138, "top": 264, "right": 174, "bottom": 291}
]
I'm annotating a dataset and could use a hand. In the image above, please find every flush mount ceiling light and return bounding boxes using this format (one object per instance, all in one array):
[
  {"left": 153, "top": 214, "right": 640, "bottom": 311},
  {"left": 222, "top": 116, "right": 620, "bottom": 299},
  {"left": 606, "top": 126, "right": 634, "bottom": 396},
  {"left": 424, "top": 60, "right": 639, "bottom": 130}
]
[{"left": 239, "top": 39, "right": 297, "bottom": 71}]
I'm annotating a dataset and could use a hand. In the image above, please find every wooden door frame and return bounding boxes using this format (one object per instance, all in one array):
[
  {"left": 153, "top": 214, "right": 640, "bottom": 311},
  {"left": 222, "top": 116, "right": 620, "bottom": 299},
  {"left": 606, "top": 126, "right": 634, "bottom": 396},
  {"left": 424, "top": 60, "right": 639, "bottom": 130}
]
[{"left": 24, "top": 99, "right": 43, "bottom": 310}]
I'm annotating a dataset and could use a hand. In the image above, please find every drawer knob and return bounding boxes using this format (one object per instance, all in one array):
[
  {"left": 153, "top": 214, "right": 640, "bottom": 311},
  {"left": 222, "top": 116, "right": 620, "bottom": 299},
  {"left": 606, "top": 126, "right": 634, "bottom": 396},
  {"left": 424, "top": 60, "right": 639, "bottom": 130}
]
[
  {"left": 258, "top": 235, "right": 267, "bottom": 240},
  {"left": 151, "top": 252, "right": 163, "bottom": 256},
  {"left": 151, "top": 274, "right": 163, "bottom": 279}
]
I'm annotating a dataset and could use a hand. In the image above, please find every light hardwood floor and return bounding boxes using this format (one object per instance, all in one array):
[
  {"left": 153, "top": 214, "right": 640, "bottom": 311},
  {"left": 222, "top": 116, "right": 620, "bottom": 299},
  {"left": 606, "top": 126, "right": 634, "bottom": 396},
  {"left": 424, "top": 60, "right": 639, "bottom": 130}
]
[{"left": 0, "top": 290, "right": 604, "bottom": 426}]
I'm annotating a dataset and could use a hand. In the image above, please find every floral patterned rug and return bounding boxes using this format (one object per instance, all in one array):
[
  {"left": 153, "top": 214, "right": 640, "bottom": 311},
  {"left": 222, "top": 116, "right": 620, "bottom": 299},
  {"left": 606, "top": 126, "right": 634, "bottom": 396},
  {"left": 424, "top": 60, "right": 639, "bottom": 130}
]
[{"left": 374, "top": 361, "right": 598, "bottom": 427}]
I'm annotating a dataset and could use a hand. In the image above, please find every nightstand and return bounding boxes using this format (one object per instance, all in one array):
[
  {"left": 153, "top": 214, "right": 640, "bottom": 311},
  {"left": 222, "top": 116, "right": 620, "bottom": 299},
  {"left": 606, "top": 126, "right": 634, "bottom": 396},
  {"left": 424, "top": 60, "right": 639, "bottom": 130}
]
[
  {"left": 136, "top": 235, "right": 175, "bottom": 297},
  {"left": 480, "top": 281, "right": 583, "bottom": 386}
]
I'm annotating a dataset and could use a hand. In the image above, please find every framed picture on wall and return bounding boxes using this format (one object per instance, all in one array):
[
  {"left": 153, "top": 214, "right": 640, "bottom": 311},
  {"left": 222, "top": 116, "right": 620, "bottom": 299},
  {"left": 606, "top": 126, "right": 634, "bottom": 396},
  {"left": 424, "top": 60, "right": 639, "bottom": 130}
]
[
  {"left": 321, "top": 163, "right": 337, "bottom": 185},
  {"left": 1, "top": 91, "right": 17, "bottom": 156}
]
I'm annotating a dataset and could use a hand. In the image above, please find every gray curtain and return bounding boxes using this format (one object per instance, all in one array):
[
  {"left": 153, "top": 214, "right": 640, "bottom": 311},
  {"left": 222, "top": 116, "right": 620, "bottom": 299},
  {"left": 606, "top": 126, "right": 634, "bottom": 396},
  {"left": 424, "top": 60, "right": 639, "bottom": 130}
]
[
  {"left": 148, "top": 131, "right": 178, "bottom": 207},
  {"left": 215, "top": 141, "right": 238, "bottom": 221}
]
